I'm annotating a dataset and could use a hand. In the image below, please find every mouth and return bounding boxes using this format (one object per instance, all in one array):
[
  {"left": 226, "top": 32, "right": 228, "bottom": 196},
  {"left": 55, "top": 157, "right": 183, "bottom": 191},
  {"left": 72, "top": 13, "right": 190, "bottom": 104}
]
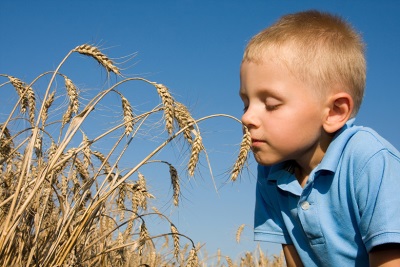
[{"left": 251, "top": 139, "right": 265, "bottom": 146}]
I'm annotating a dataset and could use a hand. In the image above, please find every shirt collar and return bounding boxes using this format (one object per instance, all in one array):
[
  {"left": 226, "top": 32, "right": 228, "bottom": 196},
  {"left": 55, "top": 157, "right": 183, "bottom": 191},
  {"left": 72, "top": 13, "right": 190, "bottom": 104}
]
[{"left": 265, "top": 163, "right": 303, "bottom": 196}]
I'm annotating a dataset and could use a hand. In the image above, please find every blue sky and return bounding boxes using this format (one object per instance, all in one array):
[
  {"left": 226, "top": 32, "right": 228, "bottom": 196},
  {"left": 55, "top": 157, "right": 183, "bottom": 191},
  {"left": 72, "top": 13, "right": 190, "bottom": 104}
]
[{"left": 1, "top": 0, "right": 400, "bottom": 262}]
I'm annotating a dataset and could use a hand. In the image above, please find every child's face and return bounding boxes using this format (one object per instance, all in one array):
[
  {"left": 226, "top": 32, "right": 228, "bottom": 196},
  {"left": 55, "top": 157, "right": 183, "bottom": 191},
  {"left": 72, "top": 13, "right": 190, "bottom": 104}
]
[{"left": 240, "top": 55, "right": 327, "bottom": 167}]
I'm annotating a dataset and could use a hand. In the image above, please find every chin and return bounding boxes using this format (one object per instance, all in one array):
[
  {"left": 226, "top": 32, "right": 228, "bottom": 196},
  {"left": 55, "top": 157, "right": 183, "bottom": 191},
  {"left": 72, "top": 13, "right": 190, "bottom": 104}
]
[{"left": 253, "top": 153, "right": 281, "bottom": 166}]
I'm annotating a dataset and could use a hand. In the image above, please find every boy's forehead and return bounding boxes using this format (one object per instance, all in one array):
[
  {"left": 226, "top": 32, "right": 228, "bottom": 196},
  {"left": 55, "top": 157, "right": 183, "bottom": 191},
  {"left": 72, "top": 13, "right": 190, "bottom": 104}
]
[{"left": 244, "top": 42, "right": 297, "bottom": 62}]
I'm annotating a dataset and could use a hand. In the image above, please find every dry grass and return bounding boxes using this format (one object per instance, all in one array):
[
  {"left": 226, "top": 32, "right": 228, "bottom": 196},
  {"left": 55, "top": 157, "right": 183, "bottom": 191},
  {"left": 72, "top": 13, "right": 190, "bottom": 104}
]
[{"left": 0, "top": 44, "right": 282, "bottom": 267}]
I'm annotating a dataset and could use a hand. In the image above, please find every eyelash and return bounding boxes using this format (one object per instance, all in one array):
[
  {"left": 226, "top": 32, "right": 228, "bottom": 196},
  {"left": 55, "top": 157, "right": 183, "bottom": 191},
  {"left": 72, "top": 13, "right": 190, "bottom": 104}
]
[
  {"left": 266, "top": 105, "right": 279, "bottom": 111},
  {"left": 242, "top": 104, "right": 279, "bottom": 112}
]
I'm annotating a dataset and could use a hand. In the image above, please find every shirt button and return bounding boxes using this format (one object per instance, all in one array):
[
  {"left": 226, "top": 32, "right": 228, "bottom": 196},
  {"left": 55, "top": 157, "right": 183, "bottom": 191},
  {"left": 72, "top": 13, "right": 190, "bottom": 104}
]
[{"left": 301, "top": 201, "right": 310, "bottom": 210}]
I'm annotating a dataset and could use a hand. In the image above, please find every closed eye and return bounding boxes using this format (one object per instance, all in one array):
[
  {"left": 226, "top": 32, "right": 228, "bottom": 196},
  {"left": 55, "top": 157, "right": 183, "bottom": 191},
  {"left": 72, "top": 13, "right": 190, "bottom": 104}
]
[{"left": 266, "top": 104, "right": 280, "bottom": 111}]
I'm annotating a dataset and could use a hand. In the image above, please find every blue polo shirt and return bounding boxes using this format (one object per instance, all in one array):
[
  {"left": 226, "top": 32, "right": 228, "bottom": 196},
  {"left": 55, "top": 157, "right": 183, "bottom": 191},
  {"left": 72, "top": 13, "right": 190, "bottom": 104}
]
[{"left": 254, "top": 119, "right": 400, "bottom": 266}]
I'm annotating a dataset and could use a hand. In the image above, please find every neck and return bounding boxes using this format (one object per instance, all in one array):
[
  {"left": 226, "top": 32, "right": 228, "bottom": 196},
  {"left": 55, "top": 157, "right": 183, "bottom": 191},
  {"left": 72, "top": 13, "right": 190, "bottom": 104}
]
[{"left": 294, "top": 132, "right": 333, "bottom": 187}]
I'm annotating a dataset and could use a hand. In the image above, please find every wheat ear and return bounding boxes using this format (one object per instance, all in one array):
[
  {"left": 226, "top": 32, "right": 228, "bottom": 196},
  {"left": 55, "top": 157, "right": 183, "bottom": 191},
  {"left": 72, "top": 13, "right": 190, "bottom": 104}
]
[
  {"left": 92, "top": 150, "right": 111, "bottom": 175},
  {"left": 64, "top": 77, "right": 79, "bottom": 114},
  {"left": 132, "top": 172, "right": 154, "bottom": 212},
  {"left": 174, "top": 102, "right": 195, "bottom": 143},
  {"left": 117, "top": 184, "right": 126, "bottom": 219},
  {"left": 120, "top": 95, "right": 134, "bottom": 136},
  {"left": 8, "top": 76, "right": 36, "bottom": 125},
  {"left": 8, "top": 76, "right": 27, "bottom": 112},
  {"left": 138, "top": 222, "right": 150, "bottom": 256},
  {"left": 170, "top": 223, "right": 180, "bottom": 259},
  {"left": 187, "top": 133, "right": 203, "bottom": 177},
  {"left": 25, "top": 84, "right": 36, "bottom": 126},
  {"left": 231, "top": 126, "right": 251, "bottom": 181},
  {"left": 153, "top": 83, "right": 175, "bottom": 135},
  {"left": 73, "top": 44, "right": 121, "bottom": 75},
  {"left": 0, "top": 125, "right": 12, "bottom": 159},
  {"left": 225, "top": 256, "right": 234, "bottom": 267},
  {"left": 169, "top": 164, "right": 180, "bottom": 206},
  {"left": 186, "top": 247, "right": 198, "bottom": 267},
  {"left": 41, "top": 90, "right": 55, "bottom": 125},
  {"left": 236, "top": 224, "right": 245, "bottom": 244}
]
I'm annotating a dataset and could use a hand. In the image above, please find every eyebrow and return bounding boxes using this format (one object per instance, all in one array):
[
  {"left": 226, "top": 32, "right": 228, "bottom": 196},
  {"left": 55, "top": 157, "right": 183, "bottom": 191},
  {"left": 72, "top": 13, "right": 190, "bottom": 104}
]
[{"left": 239, "top": 89, "right": 248, "bottom": 101}]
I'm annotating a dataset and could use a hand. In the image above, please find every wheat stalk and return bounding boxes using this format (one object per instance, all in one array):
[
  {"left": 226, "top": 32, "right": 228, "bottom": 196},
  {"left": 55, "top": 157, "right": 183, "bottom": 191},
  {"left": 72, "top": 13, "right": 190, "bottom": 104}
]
[{"left": 73, "top": 44, "right": 121, "bottom": 75}]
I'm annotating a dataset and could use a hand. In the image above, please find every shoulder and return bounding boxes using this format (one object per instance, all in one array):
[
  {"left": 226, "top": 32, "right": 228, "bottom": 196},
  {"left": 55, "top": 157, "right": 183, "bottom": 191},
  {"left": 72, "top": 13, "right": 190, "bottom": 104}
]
[
  {"left": 342, "top": 126, "right": 400, "bottom": 166},
  {"left": 342, "top": 127, "right": 400, "bottom": 213},
  {"left": 347, "top": 127, "right": 399, "bottom": 154},
  {"left": 327, "top": 124, "right": 400, "bottom": 189}
]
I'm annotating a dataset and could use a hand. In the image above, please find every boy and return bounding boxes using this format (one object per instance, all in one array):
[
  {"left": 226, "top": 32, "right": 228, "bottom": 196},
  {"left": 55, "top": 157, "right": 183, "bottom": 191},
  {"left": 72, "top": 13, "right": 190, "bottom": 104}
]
[{"left": 240, "top": 10, "right": 400, "bottom": 266}]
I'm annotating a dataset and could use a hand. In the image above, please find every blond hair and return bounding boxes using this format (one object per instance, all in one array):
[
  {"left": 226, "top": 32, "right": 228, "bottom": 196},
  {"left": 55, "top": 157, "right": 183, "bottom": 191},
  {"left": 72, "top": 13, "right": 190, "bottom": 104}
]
[{"left": 243, "top": 10, "right": 366, "bottom": 116}]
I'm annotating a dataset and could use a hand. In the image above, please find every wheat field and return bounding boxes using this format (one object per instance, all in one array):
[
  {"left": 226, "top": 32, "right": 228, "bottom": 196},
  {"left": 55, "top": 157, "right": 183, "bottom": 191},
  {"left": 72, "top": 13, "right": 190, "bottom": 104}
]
[{"left": 0, "top": 44, "right": 283, "bottom": 266}]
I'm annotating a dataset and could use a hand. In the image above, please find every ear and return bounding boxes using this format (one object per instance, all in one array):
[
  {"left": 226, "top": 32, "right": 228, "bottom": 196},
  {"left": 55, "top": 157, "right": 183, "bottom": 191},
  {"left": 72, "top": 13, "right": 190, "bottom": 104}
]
[{"left": 323, "top": 92, "right": 353, "bottom": 134}]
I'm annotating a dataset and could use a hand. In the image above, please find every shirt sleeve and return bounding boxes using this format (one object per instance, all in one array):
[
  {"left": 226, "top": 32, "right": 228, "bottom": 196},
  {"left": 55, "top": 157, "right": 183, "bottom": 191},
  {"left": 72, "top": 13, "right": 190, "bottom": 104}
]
[
  {"left": 254, "top": 164, "right": 292, "bottom": 244},
  {"left": 355, "top": 149, "right": 400, "bottom": 252}
]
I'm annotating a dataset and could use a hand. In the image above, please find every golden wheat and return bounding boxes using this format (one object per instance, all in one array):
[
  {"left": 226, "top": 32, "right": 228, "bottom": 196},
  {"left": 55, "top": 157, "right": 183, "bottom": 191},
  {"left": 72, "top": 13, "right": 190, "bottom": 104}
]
[
  {"left": 120, "top": 95, "right": 134, "bottom": 136},
  {"left": 92, "top": 150, "right": 111, "bottom": 174},
  {"left": 231, "top": 126, "right": 251, "bottom": 181},
  {"left": 186, "top": 247, "right": 199, "bottom": 267},
  {"left": 169, "top": 163, "right": 180, "bottom": 206},
  {"left": 170, "top": 223, "right": 180, "bottom": 259},
  {"left": 174, "top": 101, "right": 195, "bottom": 143},
  {"left": 73, "top": 44, "right": 121, "bottom": 75},
  {"left": 8, "top": 76, "right": 36, "bottom": 126},
  {"left": 117, "top": 184, "right": 126, "bottom": 219},
  {"left": 41, "top": 90, "right": 55, "bottom": 125},
  {"left": 153, "top": 83, "right": 175, "bottom": 135},
  {"left": 138, "top": 222, "right": 150, "bottom": 256},
  {"left": 188, "top": 133, "right": 203, "bottom": 177},
  {"left": 64, "top": 76, "right": 79, "bottom": 114},
  {"left": 62, "top": 103, "right": 74, "bottom": 126},
  {"left": 8, "top": 75, "right": 28, "bottom": 113},
  {"left": 226, "top": 256, "right": 234, "bottom": 267},
  {"left": 236, "top": 223, "right": 246, "bottom": 244},
  {"left": 0, "top": 44, "right": 265, "bottom": 267}
]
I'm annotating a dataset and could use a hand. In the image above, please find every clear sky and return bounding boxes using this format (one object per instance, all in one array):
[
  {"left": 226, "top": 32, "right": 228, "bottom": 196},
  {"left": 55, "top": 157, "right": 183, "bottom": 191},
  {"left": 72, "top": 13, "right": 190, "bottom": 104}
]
[{"left": 1, "top": 0, "right": 400, "bottom": 262}]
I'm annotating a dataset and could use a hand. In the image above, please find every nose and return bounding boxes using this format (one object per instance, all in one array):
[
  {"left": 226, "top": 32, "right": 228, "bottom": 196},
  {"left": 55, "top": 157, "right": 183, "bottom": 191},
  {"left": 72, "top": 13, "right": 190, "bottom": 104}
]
[{"left": 241, "top": 106, "right": 259, "bottom": 129}]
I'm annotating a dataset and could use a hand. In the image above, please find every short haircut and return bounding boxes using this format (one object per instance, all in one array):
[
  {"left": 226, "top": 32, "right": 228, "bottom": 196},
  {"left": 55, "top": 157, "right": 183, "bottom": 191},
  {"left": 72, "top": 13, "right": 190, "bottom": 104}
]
[{"left": 243, "top": 10, "right": 366, "bottom": 116}]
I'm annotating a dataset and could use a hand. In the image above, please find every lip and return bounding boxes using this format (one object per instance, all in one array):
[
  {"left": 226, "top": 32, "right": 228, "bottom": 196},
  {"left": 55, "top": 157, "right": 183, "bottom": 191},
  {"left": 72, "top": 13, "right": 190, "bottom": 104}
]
[{"left": 251, "top": 139, "right": 265, "bottom": 146}]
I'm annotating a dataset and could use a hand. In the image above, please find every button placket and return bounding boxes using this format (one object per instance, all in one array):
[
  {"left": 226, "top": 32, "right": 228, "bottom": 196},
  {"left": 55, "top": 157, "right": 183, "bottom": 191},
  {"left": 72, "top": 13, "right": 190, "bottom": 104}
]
[
  {"left": 300, "top": 201, "right": 310, "bottom": 210},
  {"left": 297, "top": 182, "right": 325, "bottom": 245}
]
